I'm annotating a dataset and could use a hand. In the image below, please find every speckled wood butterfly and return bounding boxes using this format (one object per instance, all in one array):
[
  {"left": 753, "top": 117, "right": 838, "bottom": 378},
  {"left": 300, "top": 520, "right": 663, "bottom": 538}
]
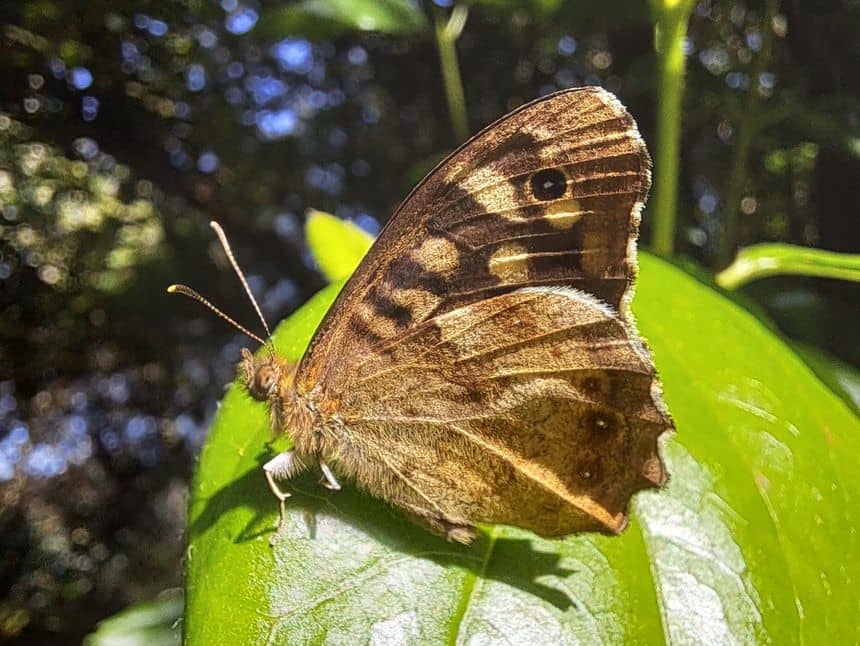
[{"left": 171, "top": 87, "right": 673, "bottom": 544}]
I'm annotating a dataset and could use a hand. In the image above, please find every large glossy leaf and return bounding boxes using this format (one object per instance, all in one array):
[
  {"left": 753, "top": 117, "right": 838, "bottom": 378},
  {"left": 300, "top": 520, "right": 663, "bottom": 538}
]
[{"left": 185, "top": 218, "right": 859, "bottom": 644}]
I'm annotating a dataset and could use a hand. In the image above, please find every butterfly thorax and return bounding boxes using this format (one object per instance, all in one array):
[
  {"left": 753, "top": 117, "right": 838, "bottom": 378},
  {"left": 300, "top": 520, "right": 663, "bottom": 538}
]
[{"left": 239, "top": 348, "right": 343, "bottom": 458}]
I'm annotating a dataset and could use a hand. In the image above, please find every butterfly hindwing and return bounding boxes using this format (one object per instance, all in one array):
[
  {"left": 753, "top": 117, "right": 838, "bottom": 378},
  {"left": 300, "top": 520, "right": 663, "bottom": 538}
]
[{"left": 328, "top": 288, "right": 668, "bottom": 537}]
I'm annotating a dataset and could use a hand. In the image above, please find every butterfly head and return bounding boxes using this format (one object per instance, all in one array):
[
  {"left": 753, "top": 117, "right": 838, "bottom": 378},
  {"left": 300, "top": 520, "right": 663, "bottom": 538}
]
[{"left": 240, "top": 347, "right": 295, "bottom": 403}]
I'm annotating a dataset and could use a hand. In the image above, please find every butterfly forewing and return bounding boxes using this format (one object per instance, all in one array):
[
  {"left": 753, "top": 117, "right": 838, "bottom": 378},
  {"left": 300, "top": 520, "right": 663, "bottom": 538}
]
[{"left": 298, "top": 87, "right": 650, "bottom": 386}]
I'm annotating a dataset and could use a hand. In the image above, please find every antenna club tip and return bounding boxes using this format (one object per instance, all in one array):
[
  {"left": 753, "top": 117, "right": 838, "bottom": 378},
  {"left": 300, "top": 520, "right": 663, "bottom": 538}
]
[
  {"left": 209, "top": 220, "right": 222, "bottom": 230},
  {"left": 166, "top": 285, "right": 179, "bottom": 293}
]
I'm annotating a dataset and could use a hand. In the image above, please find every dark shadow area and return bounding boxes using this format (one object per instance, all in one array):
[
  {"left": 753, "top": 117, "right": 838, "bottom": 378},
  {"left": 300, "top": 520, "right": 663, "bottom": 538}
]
[{"left": 191, "top": 457, "right": 578, "bottom": 612}]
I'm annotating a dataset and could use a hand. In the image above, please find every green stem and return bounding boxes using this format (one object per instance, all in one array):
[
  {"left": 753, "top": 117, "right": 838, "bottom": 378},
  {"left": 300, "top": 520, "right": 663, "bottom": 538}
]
[
  {"left": 715, "top": 244, "right": 860, "bottom": 290},
  {"left": 717, "top": 0, "right": 778, "bottom": 268},
  {"left": 433, "top": 5, "right": 469, "bottom": 142},
  {"left": 649, "top": 1, "right": 695, "bottom": 257}
]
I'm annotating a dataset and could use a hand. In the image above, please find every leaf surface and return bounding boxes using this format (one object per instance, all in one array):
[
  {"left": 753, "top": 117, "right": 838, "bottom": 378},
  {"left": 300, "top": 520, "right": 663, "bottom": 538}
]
[
  {"left": 185, "top": 217, "right": 859, "bottom": 644},
  {"left": 304, "top": 209, "right": 373, "bottom": 283}
]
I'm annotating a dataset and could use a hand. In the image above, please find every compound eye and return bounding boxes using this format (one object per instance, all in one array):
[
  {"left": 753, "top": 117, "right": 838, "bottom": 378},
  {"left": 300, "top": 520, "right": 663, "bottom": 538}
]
[
  {"left": 260, "top": 368, "right": 275, "bottom": 391},
  {"left": 251, "top": 365, "right": 276, "bottom": 400}
]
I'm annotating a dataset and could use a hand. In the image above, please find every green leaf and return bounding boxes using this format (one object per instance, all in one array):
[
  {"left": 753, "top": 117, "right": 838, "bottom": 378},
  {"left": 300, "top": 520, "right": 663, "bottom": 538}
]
[
  {"left": 716, "top": 243, "right": 860, "bottom": 290},
  {"left": 260, "top": 0, "right": 429, "bottom": 39},
  {"left": 84, "top": 589, "right": 182, "bottom": 646},
  {"left": 305, "top": 209, "right": 374, "bottom": 282},
  {"left": 186, "top": 234, "right": 859, "bottom": 642}
]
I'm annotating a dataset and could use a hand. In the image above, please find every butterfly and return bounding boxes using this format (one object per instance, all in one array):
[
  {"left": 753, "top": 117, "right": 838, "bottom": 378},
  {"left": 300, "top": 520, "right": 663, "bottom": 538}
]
[{"left": 171, "top": 86, "right": 673, "bottom": 544}]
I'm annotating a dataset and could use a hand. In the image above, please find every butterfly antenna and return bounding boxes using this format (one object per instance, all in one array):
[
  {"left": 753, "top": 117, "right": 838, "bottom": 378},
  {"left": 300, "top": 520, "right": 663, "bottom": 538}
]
[
  {"left": 208, "top": 220, "right": 275, "bottom": 353},
  {"left": 166, "top": 284, "right": 268, "bottom": 346}
]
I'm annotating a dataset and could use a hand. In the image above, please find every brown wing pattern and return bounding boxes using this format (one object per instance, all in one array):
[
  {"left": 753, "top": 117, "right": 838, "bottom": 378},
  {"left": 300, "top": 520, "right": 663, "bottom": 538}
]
[
  {"left": 328, "top": 288, "right": 670, "bottom": 537},
  {"left": 297, "top": 87, "right": 650, "bottom": 389}
]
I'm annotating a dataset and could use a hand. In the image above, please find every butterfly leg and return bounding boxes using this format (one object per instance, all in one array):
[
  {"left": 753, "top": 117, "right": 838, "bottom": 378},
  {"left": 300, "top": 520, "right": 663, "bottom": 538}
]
[
  {"left": 445, "top": 524, "right": 478, "bottom": 545},
  {"left": 318, "top": 459, "right": 342, "bottom": 491},
  {"left": 263, "top": 450, "right": 305, "bottom": 543},
  {"left": 400, "top": 501, "right": 478, "bottom": 545},
  {"left": 421, "top": 515, "right": 477, "bottom": 545}
]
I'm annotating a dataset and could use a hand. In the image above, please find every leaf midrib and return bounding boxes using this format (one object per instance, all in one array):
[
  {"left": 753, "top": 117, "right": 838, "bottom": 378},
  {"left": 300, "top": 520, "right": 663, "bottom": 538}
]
[{"left": 447, "top": 526, "right": 499, "bottom": 645}]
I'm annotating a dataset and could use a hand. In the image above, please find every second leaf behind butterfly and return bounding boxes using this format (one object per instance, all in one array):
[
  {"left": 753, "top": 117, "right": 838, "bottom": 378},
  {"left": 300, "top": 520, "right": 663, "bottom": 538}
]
[{"left": 244, "top": 86, "right": 673, "bottom": 543}]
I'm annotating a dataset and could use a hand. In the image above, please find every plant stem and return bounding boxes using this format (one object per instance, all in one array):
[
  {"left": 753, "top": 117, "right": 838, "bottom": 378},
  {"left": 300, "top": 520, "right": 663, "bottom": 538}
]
[
  {"left": 715, "top": 243, "right": 860, "bottom": 290},
  {"left": 649, "top": 0, "right": 695, "bottom": 257},
  {"left": 717, "top": 0, "right": 778, "bottom": 269},
  {"left": 433, "top": 5, "right": 469, "bottom": 142}
]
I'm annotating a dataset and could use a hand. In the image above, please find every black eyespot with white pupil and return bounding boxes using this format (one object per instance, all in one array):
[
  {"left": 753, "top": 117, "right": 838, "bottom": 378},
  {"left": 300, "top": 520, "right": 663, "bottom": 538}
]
[
  {"left": 530, "top": 168, "right": 567, "bottom": 201},
  {"left": 585, "top": 411, "right": 615, "bottom": 438}
]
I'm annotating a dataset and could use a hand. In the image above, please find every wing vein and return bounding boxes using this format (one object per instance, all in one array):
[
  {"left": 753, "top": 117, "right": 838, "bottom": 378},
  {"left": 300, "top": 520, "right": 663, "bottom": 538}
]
[
  {"left": 444, "top": 278, "right": 629, "bottom": 305},
  {"left": 440, "top": 188, "right": 640, "bottom": 231},
  {"left": 457, "top": 335, "right": 632, "bottom": 364},
  {"left": 489, "top": 249, "right": 602, "bottom": 267},
  {"left": 442, "top": 208, "right": 597, "bottom": 230},
  {"left": 488, "top": 366, "right": 653, "bottom": 380},
  {"left": 472, "top": 230, "right": 597, "bottom": 251}
]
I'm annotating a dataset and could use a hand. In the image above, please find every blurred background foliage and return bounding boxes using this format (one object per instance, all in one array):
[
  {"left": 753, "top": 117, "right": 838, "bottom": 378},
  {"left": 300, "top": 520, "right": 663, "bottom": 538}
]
[{"left": 0, "top": 0, "right": 857, "bottom": 642}]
